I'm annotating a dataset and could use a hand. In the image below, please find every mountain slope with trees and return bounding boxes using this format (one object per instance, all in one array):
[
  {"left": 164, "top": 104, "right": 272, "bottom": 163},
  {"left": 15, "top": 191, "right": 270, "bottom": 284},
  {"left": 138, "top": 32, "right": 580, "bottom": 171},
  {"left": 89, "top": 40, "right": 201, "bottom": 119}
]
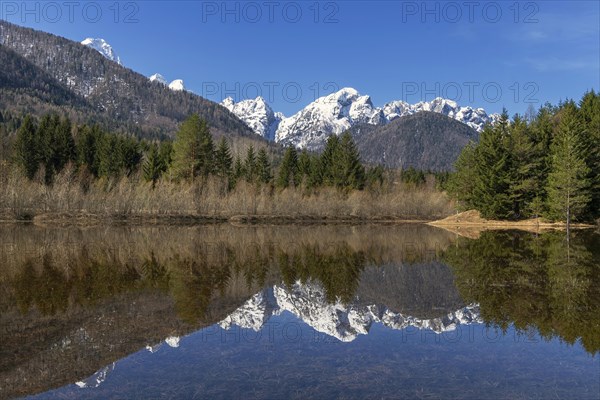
[
  {"left": 351, "top": 111, "right": 480, "bottom": 171},
  {"left": 0, "top": 20, "right": 253, "bottom": 138}
]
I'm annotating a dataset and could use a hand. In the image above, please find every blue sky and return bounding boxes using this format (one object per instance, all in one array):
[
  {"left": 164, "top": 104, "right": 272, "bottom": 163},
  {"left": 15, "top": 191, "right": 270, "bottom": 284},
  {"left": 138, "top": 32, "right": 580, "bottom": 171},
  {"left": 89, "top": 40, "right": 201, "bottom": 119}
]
[{"left": 3, "top": 1, "right": 599, "bottom": 116}]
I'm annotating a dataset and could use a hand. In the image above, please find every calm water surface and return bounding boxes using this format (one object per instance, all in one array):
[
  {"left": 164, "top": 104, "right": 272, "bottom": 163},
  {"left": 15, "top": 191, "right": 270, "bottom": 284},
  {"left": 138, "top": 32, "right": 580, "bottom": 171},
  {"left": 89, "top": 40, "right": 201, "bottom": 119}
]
[{"left": 0, "top": 224, "right": 598, "bottom": 399}]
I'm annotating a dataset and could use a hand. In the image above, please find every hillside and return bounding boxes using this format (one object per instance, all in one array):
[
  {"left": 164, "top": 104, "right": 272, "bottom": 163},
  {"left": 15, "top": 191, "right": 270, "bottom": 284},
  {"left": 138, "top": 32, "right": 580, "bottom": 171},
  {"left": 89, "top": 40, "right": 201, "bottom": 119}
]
[
  {"left": 351, "top": 111, "right": 479, "bottom": 171},
  {"left": 0, "top": 20, "right": 253, "bottom": 138}
]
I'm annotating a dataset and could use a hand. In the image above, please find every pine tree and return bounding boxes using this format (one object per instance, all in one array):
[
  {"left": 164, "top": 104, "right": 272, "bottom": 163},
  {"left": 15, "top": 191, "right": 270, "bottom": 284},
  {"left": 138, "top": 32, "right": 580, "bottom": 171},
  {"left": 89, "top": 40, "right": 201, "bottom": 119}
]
[
  {"left": 320, "top": 135, "right": 339, "bottom": 186},
  {"left": 332, "top": 131, "right": 365, "bottom": 190},
  {"left": 77, "top": 124, "right": 102, "bottom": 177},
  {"left": 546, "top": 103, "right": 591, "bottom": 231},
  {"left": 14, "top": 115, "right": 39, "bottom": 180},
  {"left": 170, "top": 115, "right": 213, "bottom": 181},
  {"left": 448, "top": 141, "right": 478, "bottom": 210},
  {"left": 256, "top": 148, "right": 272, "bottom": 184},
  {"left": 53, "top": 116, "right": 75, "bottom": 172},
  {"left": 214, "top": 137, "right": 233, "bottom": 179},
  {"left": 507, "top": 114, "right": 539, "bottom": 218},
  {"left": 244, "top": 145, "right": 257, "bottom": 183},
  {"left": 471, "top": 112, "right": 512, "bottom": 219},
  {"left": 578, "top": 90, "right": 600, "bottom": 219},
  {"left": 143, "top": 144, "right": 166, "bottom": 188},
  {"left": 121, "top": 136, "right": 142, "bottom": 176},
  {"left": 277, "top": 147, "right": 299, "bottom": 188}
]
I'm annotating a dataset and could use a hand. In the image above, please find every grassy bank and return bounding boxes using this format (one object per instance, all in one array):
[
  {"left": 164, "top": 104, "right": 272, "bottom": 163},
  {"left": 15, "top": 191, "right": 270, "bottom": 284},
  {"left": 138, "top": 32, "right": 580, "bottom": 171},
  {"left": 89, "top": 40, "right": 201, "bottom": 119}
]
[{"left": 0, "top": 163, "right": 455, "bottom": 224}]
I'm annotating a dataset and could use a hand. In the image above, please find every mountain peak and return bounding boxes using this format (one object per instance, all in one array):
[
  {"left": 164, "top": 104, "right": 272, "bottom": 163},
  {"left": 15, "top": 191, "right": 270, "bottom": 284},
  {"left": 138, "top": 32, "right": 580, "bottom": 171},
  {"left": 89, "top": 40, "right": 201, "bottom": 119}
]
[
  {"left": 149, "top": 73, "right": 167, "bottom": 85},
  {"left": 81, "top": 38, "right": 121, "bottom": 65},
  {"left": 221, "top": 96, "right": 282, "bottom": 141},
  {"left": 168, "top": 79, "right": 185, "bottom": 91}
]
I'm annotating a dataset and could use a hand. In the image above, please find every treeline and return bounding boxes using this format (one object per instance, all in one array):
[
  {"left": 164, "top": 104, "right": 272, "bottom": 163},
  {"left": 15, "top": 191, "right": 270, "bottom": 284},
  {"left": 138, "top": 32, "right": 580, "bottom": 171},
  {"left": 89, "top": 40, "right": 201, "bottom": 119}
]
[
  {"left": 8, "top": 113, "right": 389, "bottom": 193},
  {"left": 447, "top": 90, "right": 599, "bottom": 223}
]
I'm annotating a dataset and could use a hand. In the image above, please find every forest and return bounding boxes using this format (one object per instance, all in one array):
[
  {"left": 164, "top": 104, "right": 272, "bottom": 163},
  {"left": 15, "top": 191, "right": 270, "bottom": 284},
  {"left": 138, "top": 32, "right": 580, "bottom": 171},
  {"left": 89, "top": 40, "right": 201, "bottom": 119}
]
[
  {"left": 0, "top": 90, "right": 597, "bottom": 224},
  {"left": 0, "top": 110, "right": 450, "bottom": 221},
  {"left": 447, "top": 90, "right": 600, "bottom": 225}
]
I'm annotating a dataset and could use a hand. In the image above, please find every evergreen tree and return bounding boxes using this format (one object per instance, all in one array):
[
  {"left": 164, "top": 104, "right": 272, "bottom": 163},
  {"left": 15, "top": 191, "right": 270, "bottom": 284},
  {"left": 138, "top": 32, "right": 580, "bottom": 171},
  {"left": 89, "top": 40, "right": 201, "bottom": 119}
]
[
  {"left": 578, "top": 90, "right": 600, "bottom": 219},
  {"left": 98, "top": 134, "right": 122, "bottom": 178},
  {"left": 332, "top": 131, "right": 365, "bottom": 190},
  {"left": 298, "top": 149, "right": 312, "bottom": 183},
  {"left": 170, "top": 115, "right": 213, "bottom": 181},
  {"left": 507, "top": 114, "right": 539, "bottom": 218},
  {"left": 256, "top": 148, "right": 272, "bottom": 184},
  {"left": 121, "top": 136, "right": 142, "bottom": 176},
  {"left": 77, "top": 124, "right": 102, "bottom": 177},
  {"left": 14, "top": 116, "right": 39, "bottom": 180},
  {"left": 277, "top": 147, "right": 299, "bottom": 188},
  {"left": 214, "top": 137, "right": 233, "bottom": 179},
  {"left": 233, "top": 156, "right": 244, "bottom": 181},
  {"left": 53, "top": 116, "right": 75, "bottom": 172},
  {"left": 244, "top": 145, "right": 257, "bottom": 183},
  {"left": 320, "top": 135, "right": 339, "bottom": 186},
  {"left": 448, "top": 141, "right": 478, "bottom": 210},
  {"left": 546, "top": 103, "right": 591, "bottom": 230},
  {"left": 143, "top": 143, "right": 166, "bottom": 188},
  {"left": 471, "top": 112, "right": 512, "bottom": 219}
]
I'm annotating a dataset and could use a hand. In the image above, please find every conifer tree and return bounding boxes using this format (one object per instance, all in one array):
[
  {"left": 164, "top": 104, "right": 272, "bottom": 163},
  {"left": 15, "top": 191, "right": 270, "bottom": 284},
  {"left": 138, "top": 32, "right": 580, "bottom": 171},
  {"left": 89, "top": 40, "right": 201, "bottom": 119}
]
[
  {"left": 143, "top": 143, "right": 165, "bottom": 188},
  {"left": 244, "top": 145, "right": 257, "bottom": 183},
  {"left": 277, "top": 147, "right": 299, "bottom": 188},
  {"left": 546, "top": 103, "right": 591, "bottom": 231},
  {"left": 507, "top": 114, "right": 539, "bottom": 218},
  {"left": 214, "top": 137, "right": 233, "bottom": 179},
  {"left": 233, "top": 156, "right": 244, "bottom": 182},
  {"left": 332, "top": 131, "right": 365, "bottom": 190},
  {"left": 14, "top": 116, "right": 39, "bottom": 180},
  {"left": 471, "top": 112, "right": 512, "bottom": 219},
  {"left": 256, "top": 148, "right": 272, "bottom": 184},
  {"left": 320, "top": 135, "right": 339, "bottom": 186},
  {"left": 77, "top": 124, "right": 102, "bottom": 177},
  {"left": 170, "top": 115, "right": 213, "bottom": 181},
  {"left": 448, "top": 141, "right": 478, "bottom": 210},
  {"left": 578, "top": 90, "right": 600, "bottom": 219}
]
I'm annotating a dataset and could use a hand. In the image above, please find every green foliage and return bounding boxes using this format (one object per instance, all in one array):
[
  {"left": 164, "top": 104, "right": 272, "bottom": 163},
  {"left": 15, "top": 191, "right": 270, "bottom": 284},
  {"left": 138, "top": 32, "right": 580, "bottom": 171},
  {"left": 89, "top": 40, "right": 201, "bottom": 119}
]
[
  {"left": 256, "top": 148, "right": 272, "bottom": 184},
  {"left": 400, "top": 167, "right": 426, "bottom": 186},
  {"left": 13, "top": 116, "right": 39, "bottom": 180},
  {"left": 277, "top": 146, "right": 299, "bottom": 188},
  {"left": 449, "top": 91, "right": 599, "bottom": 222},
  {"left": 214, "top": 137, "right": 233, "bottom": 179},
  {"left": 546, "top": 103, "right": 591, "bottom": 223},
  {"left": 244, "top": 145, "right": 258, "bottom": 183},
  {"left": 443, "top": 230, "right": 600, "bottom": 355},
  {"left": 170, "top": 114, "right": 214, "bottom": 181},
  {"left": 331, "top": 132, "right": 365, "bottom": 190},
  {"left": 143, "top": 143, "right": 166, "bottom": 188}
]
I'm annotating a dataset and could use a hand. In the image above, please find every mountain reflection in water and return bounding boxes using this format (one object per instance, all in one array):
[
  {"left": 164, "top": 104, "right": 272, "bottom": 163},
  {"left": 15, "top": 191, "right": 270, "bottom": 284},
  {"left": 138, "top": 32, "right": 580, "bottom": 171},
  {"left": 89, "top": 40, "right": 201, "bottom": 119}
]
[{"left": 0, "top": 224, "right": 598, "bottom": 399}]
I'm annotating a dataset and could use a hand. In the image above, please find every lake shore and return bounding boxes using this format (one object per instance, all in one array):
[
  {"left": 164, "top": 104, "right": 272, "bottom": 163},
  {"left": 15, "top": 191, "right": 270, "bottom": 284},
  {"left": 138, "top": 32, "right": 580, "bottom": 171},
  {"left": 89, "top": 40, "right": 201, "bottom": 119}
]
[
  {"left": 1, "top": 209, "right": 596, "bottom": 232},
  {"left": 428, "top": 210, "right": 595, "bottom": 238}
]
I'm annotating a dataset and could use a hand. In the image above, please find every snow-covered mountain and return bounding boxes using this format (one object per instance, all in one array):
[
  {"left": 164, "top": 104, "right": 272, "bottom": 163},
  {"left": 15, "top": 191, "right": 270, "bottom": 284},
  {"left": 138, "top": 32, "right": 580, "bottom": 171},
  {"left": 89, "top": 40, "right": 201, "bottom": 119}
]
[
  {"left": 81, "top": 38, "right": 121, "bottom": 65},
  {"left": 168, "top": 79, "right": 186, "bottom": 91},
  {"left": 149, "top": 73, "right": 168, "bottom": 85},
  {"left": 227, "top": 88, "right": 499, "bottom": 150},
  {"left": 219, "top": 281, "right": 482, "bottom": 342},
  {"left": 221, "top": 97, "right": 284, "bottom": 141},
  {"left": 148, "top": 74, "right": 186, "bottom": 92},
  {"left": 75, "top": 363, "right": 115, "bottom": 389},
  {"left": 274, "top": 88, "right": 386, "bottom": 149}
]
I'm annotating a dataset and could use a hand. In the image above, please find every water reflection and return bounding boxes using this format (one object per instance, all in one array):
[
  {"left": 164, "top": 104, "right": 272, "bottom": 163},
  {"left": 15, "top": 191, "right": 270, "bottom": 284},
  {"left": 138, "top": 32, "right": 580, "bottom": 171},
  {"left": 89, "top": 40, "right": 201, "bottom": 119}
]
[
  {"left": 0, "top": 225, "right": 598, "bottom": 399},
  {"left": 444, "top": 230, "right": 600, "bottom": 355}
]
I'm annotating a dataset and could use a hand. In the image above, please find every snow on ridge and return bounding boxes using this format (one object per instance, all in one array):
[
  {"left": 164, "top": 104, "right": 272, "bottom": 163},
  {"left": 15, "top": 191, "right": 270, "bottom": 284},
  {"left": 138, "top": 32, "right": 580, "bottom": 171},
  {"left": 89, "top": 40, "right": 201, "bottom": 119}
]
[
  {"left": 221, "top": 96, "right": 283, "bottom": 141},
  {"left": 226, "top": 87, "right": 499, "bottom": 149},
  {"left": 219, "top": 281, "right": 482, "bottom": 342},
  {"left": 81, "top": 38, "right": 121, "bottom": 65}
]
